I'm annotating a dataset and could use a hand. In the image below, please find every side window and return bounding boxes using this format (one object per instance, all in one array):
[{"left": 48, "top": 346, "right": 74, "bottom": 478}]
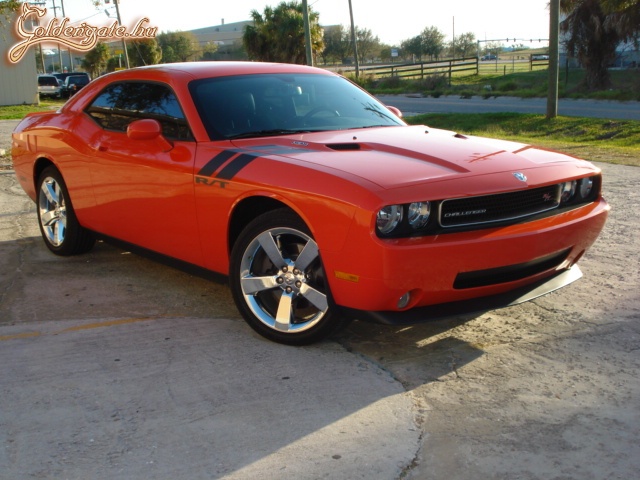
[{"left": 85, "top": 82, "right": 194, "bottom": 141}]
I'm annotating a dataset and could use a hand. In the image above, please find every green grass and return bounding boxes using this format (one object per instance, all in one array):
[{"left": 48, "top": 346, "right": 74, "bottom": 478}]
[
  {"left": 406, "top": 112, "right": 640, "bottom": 167},
  {"left": 0, "top": 99, "right": 63, "bottom": 120},
  {"left": 368, "top": 69, "right": 640, "bottom": 102}
]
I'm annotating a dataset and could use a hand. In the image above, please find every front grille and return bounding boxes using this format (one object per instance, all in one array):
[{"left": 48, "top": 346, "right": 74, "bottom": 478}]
[{"left": 439, "top": 184, "right": 561, "bottom": 228}]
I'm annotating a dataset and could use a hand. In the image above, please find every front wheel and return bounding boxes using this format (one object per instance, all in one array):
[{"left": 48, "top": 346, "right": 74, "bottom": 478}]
[{"left": 230, "top": 209, "right": 347, "bottom": 345}]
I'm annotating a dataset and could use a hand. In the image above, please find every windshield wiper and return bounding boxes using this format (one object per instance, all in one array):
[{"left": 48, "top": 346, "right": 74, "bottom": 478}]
[
  {"left": 345, "top": 124, "right": 396, "bottom": 130},
  {"left": 228, "top": 129, "right": 313, "bottom": 140}
]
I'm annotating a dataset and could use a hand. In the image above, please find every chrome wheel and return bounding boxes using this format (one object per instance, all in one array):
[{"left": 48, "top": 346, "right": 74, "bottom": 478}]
[
  {"left": 38, "top": 175, "right": 67, "bottom": 247},
  {"left": 240, "top": 227, "right": 328, "bottom": 333},
  {"left": 230, "top": 209, "right": 346, "bottom": 345},
  {"left": 36, "top": 166, "right": 95, "bottom": 256}
]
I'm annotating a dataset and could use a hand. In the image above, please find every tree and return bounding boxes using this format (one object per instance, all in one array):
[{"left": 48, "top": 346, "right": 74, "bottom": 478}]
[
  {"left": 81, "top": 41, "right": 110, "bottom": 78},
  {"left": 243, "top": 1, "right": 324, "bottom": 64},
  {"left": 401, "top": 36, "right": 423, "bottom": 62},
  {"left": 199, "top": 42, "right": 219, "bottom": 61},
  {"left": 157, "top": 31, "right": 199, "bottom": 63},
  {"left": 0, "top": 0, "right": 21, "bottom": 29},
  {"left": 355, "top": 27, "right": 380, "bottom": 64},
  {"left": 601, "top": 0, "right": 640, "bottom": 41},
  {"left": 560, "top": 0, "right": 640, "bottom": 90},
  {"left": 421, "top": 26, "right": 446, "bottom": 61},
  {"left": 484, "top": 41, "right": 504, "bottom": 57},
  {"left": 453, "top": 32, "right": 477, "bottom": 58},
  {"left": 127, "top": 38, "right": 162, "bottom": 67},
  {"left": 322, "top": 25, "right": 351, "bottom": 64}
]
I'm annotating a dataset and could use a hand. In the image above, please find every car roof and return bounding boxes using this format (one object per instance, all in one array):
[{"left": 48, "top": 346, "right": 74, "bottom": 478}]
[{"left": 101, "top": 61, "right": 335, "bottom": 82}]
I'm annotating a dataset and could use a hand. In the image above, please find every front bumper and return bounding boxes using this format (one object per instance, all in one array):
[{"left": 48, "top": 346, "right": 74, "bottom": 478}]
[
  {"left": 323, "top": 197, "right": 609, "bottom": 315},
  {"left": 341, "top": 264, "right": 582, "bottom": 324}
]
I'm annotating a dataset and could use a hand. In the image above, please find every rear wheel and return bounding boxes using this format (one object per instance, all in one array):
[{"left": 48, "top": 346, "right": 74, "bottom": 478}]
[
  {"left": 230, "top": 209, "right": 347, "bottom": 345},
  {"left": 36, "top": 166, "right": 95, "bottom": 256}
]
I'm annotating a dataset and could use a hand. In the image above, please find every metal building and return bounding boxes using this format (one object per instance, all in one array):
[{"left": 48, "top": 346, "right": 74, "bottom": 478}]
[{"left": 1, "top": 12, "right": 38, "bottom": 106}]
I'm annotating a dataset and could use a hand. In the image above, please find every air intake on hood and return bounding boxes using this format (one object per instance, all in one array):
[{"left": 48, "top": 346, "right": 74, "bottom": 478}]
[{"left": 327, "top": 143, "right": 361, "bottom": 151}]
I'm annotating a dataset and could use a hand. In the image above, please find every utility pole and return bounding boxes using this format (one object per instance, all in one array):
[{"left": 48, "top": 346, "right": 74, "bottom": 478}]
[
  {"left": 546, "top": 0, "right": 560, "bottom": 118},
  {"left": 452, "top": 16, "right": 455, "bottom": 59},
  {"left": 302, "top": 0, "right": 313, "bottom": 66},
  {"left": 58, "top": 0, "right": 74, "bottom": 71},
  {"left": 112, "top": 0, "right": 130, "bottom": 68},
  {"left": 51, "top": 0, "right": 64, "bottom": 71},
  {"left": 348, "top": 0, "right": 359, "bottom": 79}
]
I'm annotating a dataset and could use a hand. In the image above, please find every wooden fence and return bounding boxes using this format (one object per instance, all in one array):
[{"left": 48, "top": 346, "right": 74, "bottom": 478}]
[
  {"left": 349, "top": 57, "right": 479, "bottom": 82},
  {"left": 340, "top": 55, "right": 550, "bottom": 80}
]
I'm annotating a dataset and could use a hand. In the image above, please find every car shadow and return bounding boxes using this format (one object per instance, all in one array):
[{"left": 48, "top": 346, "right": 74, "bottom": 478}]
[{"left": 335, "top": 315, "right": 485, "bottom": 389}]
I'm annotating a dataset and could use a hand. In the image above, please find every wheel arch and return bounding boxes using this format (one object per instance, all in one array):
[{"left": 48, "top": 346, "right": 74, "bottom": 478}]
[
  {"left": 226, "top": 191, "right": 359, "bottom": 270},
  {"left": 33, "top": 157, "right": 56, "bottom": 190},
  {"left": 227, "top": 196, "right": 300, "bottom": 257}
]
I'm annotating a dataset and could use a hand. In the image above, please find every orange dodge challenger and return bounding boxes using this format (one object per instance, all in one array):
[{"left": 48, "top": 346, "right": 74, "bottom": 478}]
[{"left": 12, "top": 62, "right": 609, "bottom": 345}]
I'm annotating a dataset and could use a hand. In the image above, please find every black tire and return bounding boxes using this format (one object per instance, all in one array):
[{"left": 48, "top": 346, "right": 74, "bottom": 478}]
[
  {"left": 36, "top": 166, "right": 95, "bottom": 256},
  {"left": 229, "top": 209, "right": 348, "bottom": 345}
]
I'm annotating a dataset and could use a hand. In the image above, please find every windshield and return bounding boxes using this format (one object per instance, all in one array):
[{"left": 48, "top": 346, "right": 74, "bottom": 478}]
[{"left": 189, "top": 73, "right": 405, "bottom": 140}]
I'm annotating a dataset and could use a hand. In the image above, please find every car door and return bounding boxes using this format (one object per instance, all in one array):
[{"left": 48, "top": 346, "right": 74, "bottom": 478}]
[{"left": 83, "top": 81, "right": 202, "bottom": 266}]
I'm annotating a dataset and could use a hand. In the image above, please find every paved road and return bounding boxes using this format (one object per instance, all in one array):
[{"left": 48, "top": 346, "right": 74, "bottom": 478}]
[{"left": 377, "top": 94, "right": 640, "bottom": 120}]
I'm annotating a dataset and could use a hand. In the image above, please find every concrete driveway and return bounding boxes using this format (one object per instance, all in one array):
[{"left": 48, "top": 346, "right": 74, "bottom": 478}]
[{"left": 1, "top": 118, "right": 639, "bottom": 479}]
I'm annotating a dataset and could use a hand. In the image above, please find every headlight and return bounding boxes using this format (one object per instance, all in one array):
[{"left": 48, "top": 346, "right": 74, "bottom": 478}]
[
  {"left": 407, "top": 202, "right": 431, "bottom": 229},
  {"left": 578, "top": 177, "right": 594, "bottom": 198},
  {"left": 376, "top": 205, "right": 403, "bottom": 234},
  {"left": 560, "top": 181, "right": 577, "bottom": 203}
]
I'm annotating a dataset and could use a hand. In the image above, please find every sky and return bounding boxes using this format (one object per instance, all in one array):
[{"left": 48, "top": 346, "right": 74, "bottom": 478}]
[{"left": 41, "top": 0, "right": 552, "bottom": 47}]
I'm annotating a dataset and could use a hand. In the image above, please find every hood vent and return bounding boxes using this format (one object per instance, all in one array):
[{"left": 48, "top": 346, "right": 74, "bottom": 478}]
[{"left": 327, "top": 143, "right": 361, "bottom": 151}]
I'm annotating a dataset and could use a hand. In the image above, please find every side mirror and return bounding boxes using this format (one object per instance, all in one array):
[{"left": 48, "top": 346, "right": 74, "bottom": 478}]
[
  {"left": 127, "top": 119, "right": 173, "bottom": 152},
  {"left": 386, "top": 105, "right": 403, "bottom": 118}
]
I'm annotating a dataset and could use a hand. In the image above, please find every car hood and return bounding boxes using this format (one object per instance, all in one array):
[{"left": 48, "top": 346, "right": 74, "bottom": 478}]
[{"left": 232, "top": 125, "right": 586, "bottom": 189}]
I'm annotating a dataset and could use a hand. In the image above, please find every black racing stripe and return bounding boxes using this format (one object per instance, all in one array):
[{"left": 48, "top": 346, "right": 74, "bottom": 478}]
[
  {"left": 197, "top": 150, "right": 237, "bottom": 177},
  {"left": 216, "top": 153, "right": 259, "bottom": 180}
]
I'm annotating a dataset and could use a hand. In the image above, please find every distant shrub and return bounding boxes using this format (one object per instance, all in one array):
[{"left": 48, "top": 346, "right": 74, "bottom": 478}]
[
  {"left": 377, "top": 75, "right": 403, "bottom": 89},
  {"left": 499, "top": 81, "right": 518, "bottom": 92},
  {"left": 413, "top": 74, "right": 447, "bottom": 92}
]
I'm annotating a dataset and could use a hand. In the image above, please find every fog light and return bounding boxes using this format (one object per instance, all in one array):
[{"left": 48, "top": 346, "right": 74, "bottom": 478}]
[{"left": 397, "top": 292, "right": 411, "bottom": 309}]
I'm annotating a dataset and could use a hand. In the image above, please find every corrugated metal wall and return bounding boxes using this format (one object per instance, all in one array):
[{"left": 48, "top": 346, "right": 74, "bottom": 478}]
[{"left": 1, "top": 14, "right": 38, "bottom": 106}]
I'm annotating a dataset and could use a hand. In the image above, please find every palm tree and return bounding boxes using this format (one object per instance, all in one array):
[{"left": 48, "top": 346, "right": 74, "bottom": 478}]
[
  {"left": 243, "top": 1, "right": 324, "bottom": 64},
  {"left": 560, "top": 0, "right": 639, "bottom": 90},
  {"left": 602, "top": 0, "right": 640, "bottom": 41}
]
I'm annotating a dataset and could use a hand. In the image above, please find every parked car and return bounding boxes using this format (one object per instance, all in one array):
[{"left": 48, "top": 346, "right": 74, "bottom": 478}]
[
  {"left": 37, "top": 74, "right": 61, "bottom": 98},
  {"left": 12, "top": 62, "right": 609, "bottom": 345},
  {"left": 481, "top": 54, "right": 497, "bottom": 61},
  {"left": 53, "top": 71, "right": 91, "bottom": 85},
  {"left": 60, "top": 74, "right": 91, "bottom": 98}
]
